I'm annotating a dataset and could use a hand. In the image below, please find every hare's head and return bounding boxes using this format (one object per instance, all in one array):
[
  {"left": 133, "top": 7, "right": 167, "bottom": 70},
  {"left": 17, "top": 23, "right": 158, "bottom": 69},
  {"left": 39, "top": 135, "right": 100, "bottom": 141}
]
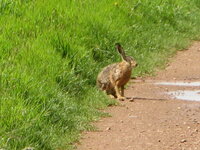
[
  {"left": 125, "top": 56, "right": 137, "bottom": 68},
  {"left": 115, "top": 43, "right": 137, "bottom": 68}
]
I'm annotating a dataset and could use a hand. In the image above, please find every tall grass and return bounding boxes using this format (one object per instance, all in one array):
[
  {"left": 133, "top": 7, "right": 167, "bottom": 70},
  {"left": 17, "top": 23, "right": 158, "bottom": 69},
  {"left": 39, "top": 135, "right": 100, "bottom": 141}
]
[{"left": 1, "top": 0, "right": 200, "bottom": 149}]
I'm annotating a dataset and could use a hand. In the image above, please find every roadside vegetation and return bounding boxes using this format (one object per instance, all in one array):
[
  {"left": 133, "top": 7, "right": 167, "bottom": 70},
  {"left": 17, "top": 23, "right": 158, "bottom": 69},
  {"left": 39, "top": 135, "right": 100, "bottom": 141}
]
[{"left": 1, "top": 0, "right": 200, "bottom": 149}]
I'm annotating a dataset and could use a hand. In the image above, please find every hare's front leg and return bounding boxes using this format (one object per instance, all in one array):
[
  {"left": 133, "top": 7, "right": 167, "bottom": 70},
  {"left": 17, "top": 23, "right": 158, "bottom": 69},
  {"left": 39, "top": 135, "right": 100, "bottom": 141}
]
[
  {"left": 121, "top": 85, "right": 125, "bottom": 97},
  {"left": 114, "top": 85, "right": 125, "bottom": 101}
]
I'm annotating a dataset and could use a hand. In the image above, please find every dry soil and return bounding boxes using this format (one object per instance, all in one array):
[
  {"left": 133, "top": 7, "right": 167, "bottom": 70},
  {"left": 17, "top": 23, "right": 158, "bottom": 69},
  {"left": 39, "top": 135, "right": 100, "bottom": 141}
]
[{"left": 77, "top": 42, "right": 200, "bottom": 150}]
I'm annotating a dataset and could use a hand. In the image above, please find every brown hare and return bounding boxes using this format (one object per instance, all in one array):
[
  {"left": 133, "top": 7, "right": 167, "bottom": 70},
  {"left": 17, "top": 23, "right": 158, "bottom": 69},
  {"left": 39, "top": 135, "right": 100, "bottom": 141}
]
[{"left": 97, "top": 43, "right": 137, "bottom": 100}]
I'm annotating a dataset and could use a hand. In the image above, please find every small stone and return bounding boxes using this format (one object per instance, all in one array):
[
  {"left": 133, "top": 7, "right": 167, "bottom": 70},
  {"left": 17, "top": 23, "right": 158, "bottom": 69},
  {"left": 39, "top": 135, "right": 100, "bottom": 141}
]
[
  {"left": 106, "top": 127, "right": 111, "bottom": 131},
  {"left": 187, "top": 126, "right": 191, "bottom": 129},
  {"left": 129, "top": 115, "right": 137, "bottom": 118},
  {"left": 180, "top": 139, "right": 187, "bottom": 143},
  {"left": 177, "top": 107, "right": 181, "bottom": 110},
  {"left": 120, "top": 120, "right": 124, "bottom": 123}
]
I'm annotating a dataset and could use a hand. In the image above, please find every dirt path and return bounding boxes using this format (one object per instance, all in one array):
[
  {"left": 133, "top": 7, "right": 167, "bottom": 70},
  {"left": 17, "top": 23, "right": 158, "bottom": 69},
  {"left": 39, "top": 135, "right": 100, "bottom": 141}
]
[{"left": 77, "top": 42, "right": 200, "bottom": 150}]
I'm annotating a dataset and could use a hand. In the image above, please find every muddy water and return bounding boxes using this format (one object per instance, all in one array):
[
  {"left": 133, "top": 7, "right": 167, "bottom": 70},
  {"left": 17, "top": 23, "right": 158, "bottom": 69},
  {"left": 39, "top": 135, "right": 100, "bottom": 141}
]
[
  {"left": 155, "top": 81, "right": 200, "bottom": 102},
  {"left": 156, "top": 82, "right": 200, "bottom": 87},
  {"left": 167, "top": 90, "right": 200, "bottom": 101}
]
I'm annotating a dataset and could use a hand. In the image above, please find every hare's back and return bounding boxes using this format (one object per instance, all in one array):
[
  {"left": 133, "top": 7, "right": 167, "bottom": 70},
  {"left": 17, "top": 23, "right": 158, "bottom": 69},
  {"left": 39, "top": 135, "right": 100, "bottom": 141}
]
[{"left": 97, "top": 63, "right": 117, "bottom": 90}]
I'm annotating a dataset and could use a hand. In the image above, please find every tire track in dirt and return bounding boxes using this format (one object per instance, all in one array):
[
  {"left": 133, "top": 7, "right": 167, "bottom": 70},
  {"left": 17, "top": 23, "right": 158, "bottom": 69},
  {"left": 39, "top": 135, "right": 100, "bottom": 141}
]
[{"left": 76, "top": 42, "right": 200, "bottom": 150}]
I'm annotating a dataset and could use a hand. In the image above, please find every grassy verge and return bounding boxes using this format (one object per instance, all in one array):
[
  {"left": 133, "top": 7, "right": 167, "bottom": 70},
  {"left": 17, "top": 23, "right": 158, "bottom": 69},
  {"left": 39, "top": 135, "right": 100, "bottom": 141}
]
[{"left": 1, "top": 0, "right": 200, "bottom": 149}]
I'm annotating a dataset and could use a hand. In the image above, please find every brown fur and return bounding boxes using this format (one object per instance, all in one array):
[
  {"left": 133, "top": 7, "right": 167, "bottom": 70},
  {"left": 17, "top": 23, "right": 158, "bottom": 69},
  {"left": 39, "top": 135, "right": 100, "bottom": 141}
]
[{"left": 96, "top": 43, "right": 137, "bottom": 100}]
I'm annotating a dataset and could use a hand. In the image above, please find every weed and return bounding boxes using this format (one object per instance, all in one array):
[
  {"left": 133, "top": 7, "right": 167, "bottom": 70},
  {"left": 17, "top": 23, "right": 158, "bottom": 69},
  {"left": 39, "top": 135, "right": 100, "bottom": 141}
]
[{"left": 0, "top": 0, "right": 200, "bottom": 149}]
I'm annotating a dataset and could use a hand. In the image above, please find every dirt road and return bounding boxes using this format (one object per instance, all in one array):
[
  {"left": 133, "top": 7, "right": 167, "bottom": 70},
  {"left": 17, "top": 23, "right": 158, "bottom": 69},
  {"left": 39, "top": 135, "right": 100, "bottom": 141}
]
[{"left": 77, "top": 42, "right": 200, "bottom": 150}]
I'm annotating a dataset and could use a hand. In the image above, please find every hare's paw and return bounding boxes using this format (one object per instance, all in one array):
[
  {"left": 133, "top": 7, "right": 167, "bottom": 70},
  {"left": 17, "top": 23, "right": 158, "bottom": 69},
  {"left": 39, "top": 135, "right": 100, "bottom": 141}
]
[
  {"left": 109, "top": 94, "right": 116, "bottom": 99},
  {"left": 117, "top": 96, "right": 126, "bottom": 101}
]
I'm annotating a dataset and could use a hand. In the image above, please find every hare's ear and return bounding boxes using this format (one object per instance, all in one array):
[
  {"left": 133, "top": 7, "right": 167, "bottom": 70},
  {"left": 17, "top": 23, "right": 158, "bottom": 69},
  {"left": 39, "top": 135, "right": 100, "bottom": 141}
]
[{"left": 115, "top": 43, "right": 126, "bottom": 59}]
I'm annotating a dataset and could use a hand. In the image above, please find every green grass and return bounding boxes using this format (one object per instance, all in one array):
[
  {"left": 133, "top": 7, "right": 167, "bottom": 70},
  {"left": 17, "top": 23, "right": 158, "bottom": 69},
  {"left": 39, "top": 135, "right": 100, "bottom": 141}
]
[{"left": 1, "top": 0, "right": 200, "bottom": 149}]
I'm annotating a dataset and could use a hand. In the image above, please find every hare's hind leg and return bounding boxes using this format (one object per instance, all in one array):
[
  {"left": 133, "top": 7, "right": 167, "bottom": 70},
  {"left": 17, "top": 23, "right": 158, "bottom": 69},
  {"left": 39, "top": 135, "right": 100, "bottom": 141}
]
[{"left": 105, "top": 89, "right": 116, "bottom": 99}]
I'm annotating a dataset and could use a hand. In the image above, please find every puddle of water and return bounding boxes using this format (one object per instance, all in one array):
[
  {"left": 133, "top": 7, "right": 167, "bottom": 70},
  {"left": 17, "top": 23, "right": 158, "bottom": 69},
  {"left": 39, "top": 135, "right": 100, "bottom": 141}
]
[
  {"left": 156, "top": 82, "right": 200, "bottom": 87},
  {"left": 167, "top": 90, "right": 200, "bottom": 101}
]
